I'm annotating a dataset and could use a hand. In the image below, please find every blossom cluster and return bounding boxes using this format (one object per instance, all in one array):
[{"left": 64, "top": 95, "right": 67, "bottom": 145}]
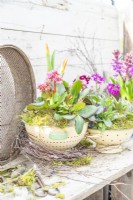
[
  {"left": 112, "top": 50, "right": 133, "bottom": 80},
  {"left": 112, "top": 50, "right": 123, "bottom": 76},
  {"left": 38, "top": 70, "right": 62, "bottom": 92},
  {"left": 79, "top": 73, "right": 104, "bottom": 89},
  {"left": 107, "top": 83, "right": 120, "bottom": 96}
]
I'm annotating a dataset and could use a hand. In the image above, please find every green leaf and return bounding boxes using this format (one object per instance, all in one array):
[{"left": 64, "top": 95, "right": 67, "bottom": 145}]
[
  {"left": 78, "top": 105, "right": 98, "bottom": 118},
  {"left": 79, "top": 88, "right": 90, "bottom": 99},
  {"left": 33, "top": 101, "right": 45, "bottom": 106},
  {"left": 62, "top": 115, "right": 76, "bottom": 120},
  {"left": 71, "top": 102, "right": 85, "bottom": 112},
  {"left": 96, "top": 106, "right": 104, "bottom": 114},
  {"left": 103, "top": 119, "right": 112, "bottom": 127},
  {"left": 41, "top": 91, "right": 47, "bottom": 99},
  {"left": 27, "top": 103, "right": 48, "bottom": 111},
  {"left": 63, "top": 80, "right": 69, "bottom": 89},
  {"left": 46, "top": 52, "right": 51, "bottom": 72},
  {"left": 35, "top": 97, "right": 44, "bottom": 103},
  {"left": 56, "top": 83, "right": 66, "bottom": 95},
  {"left": 75, "top": 116, "right": 84, "bottom": 134},
  {"left": 70, "top": 80, "right": 82, "bottom": 98},
  {"left": 51, "top": 51, "right": 55, "bottom": 70},
  {"left": 54, "top": 113, "right": 63, "bottom": 120}
]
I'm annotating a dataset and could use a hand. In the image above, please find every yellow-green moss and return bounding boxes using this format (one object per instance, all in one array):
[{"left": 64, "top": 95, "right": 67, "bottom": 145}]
[
  {"left": 53, "top": 155, "right": 92, "bottom": 167},
  {"left": 108, "top": 115, "right": 133, "bottom": 130},
  {"left": 21, "top": 110, "right": 68, "bottom": 128}
]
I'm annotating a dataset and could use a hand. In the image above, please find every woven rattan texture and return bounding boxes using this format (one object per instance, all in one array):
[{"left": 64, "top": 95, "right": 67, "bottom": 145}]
[{"left": 0, "top": 46, "right": 36, "bottom": 163}]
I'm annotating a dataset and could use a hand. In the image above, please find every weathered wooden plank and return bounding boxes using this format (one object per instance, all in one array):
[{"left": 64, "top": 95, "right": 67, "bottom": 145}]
[
  {"left": 0, "top": 28, "right": 119, "bottom": 65},
  {"left": 111, "top": 171, "right": 133, "bottom": 200},
  {"left": 123, "top": 3, "right": 133, "bottom": 54},
  {"left": 0, "top": 1, "right": 119, "bottom": 40},
  {"left": 84, "top": 189, "right": 103, "bottom": 200},
  {"left": 2, "top": 140, "right": 133, "bottom": 200}
]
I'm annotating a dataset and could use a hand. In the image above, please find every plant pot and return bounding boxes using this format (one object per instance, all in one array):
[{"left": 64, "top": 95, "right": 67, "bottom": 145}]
[
  {"left": 88, "top": 129, "right": 133, "bottom": 153},
  {"left": 25, "top": 123, "right": 88, "bottom": 150}
]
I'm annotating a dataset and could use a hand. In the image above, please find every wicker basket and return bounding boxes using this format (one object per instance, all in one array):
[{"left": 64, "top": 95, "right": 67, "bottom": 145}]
[
  {"left": 0, "top": 45, "right": 36, "bottom": 163},
  {"left": 88, "top": 129, "right": 133, "bottom": 153},
  {"left": 25, "top": 123, "right": 88, "bottom": 150}
]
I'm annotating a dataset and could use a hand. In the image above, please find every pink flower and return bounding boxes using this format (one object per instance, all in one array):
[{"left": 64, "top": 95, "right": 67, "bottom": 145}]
[
  {"left": 46, "top": 70, "right": 62, "bottom": 83},
  {"left": 38, "top": 81, "right": 51, "bottom": 92}
]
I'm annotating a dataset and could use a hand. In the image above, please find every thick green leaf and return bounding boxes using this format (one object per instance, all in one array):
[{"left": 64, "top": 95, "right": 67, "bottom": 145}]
[
  {"left": 63, "top": 115, "right": 76, "bottom": 120},
  {"left": 63, "top": 80, "right": 69, "bottom": 89},
  {"left": 72, "top": 102, "right": 85, "bottom": 112},
  {"left": 96, "top": 106, "right": 104, "bottom": 114},
  {"left": 79, "top": 88, "right": 90, "bottom": 99},
  {"left": 75, "top": 116, "right": 84, "bottom": 134},
  {"left": 54, "top": 113, "right": 63, "bottom": 120},
  {"left": 27, "top": 102, "right": 48, "bottom": 111},
  {"left": 70, "top": 80, "right": 82, "bottom": 98},
  {"left": 41, "top": 92, "right": 47, "bottom": 99},
  {"left": 35, "top": 97, "right": 44, "bottom": 103},
  {"left": 56, "top": 83, "right": 66, "bottom": 95},
  {"left": 103, "top": 119, "right": 112, "bottom": 127},
  {"left": 78, "top": 105, "right": 98, "bottom": 118},
  {"left": 33, "top": 101, "right": 45, "bottom": 106}
]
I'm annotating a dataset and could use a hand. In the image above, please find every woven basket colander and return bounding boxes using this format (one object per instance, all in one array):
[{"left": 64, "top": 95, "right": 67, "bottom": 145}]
[{"left": 0, "top": 45, "right": 36, "bottom": 164}]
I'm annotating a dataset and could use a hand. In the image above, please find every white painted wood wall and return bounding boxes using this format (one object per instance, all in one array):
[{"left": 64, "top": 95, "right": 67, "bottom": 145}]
[{"left": 0, "top": 0, "right": 120, "bottom": 86}]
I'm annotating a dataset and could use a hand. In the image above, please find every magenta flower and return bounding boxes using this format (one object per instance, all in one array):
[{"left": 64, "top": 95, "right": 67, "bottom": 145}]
[
  {"left": 46, "top": 70, "right": 62, "bottom": 83},
  {"left": 107, "top": 83, "right": 120, "bottom": 96},
  {"left": 38, "top": 81, "right": 51, "bottom": 92},
  {"left": 91, "top": 73, "right": 104, "bottom": 84},
  {"left": 79, "top": 75, "right": 90, "bottom": 88}
]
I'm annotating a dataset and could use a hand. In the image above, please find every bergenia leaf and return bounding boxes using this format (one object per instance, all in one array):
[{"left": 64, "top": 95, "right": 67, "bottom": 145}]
[
  {"left": 54, "top": 113, "right": 63, "bottom": 120},
  {"left": 33, "top": 101, "right": 45, "bottom": 106},
  {"left": 70, "top": 80, "right": 82, "bottom": 98},
  {"left": 96, "top": 106, "right": 104, "bottom": 114},
  {"left": 75, "top": 116, "right": 84, "bottom": 134},
  {"left": 72, "top": 102, "right": 85, "bottom": 112},
  {"left": 56, "top": 83, "right": 66, "bottom": 95},
  {"left": 103, "top": 119, "right": 112, "bottom": 127},
  {"left": 78, "top": 105, "right": 98, "bottom": 118},
  {"left": 79, "top": 88, "right": 90, "bottom": 99},
  {"left": 62, "top": 115, "right": 76, "bottom": 120}
]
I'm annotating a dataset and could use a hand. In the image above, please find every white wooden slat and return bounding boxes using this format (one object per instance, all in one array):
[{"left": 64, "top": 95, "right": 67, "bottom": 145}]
[
  {"left": 0, "top": 29, "right": 119, "bottom": 66},
  {"left": 0, "top": 1, "right": 119, "bottom": 40}
]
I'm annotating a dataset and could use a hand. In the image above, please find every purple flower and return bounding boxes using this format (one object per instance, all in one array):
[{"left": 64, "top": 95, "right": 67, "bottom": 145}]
[
  {"left": 107, "top": 83, "right": 120, "bottom": 96},
  {"left": 124, "top": 52, "right": 133, "bottom": 78},
  {"left": 91, "top": 73, "right": 104, "bottom": 84},
  {"left": 112, "top": 50, "right": 123, "bottom": 76}
]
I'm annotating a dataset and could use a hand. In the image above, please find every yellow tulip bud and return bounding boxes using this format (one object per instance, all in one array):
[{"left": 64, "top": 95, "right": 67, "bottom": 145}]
[
  {"left": 45, "top": 43, "right": 50, "bottom": 55},
  {"left": 61, "top": 58, "right": 68, "bottom": 74}
]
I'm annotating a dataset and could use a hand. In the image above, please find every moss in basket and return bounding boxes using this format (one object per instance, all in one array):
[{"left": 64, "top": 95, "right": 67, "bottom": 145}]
[
  {"left": 21, "top": 109, "right": 68, "bottom": 128},
  {"left": 107, "top": 115, "right": 133, "bottom": 130}
]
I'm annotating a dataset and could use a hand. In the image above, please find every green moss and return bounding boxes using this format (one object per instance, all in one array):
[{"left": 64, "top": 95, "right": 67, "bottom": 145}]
[
  {"left": 107, "top": 115, "right": 133, "bottom": 130},
  {"left": 53, "top": 155, "right": 92, "bottom": 167},
  {"left": 21, "top": 110, "right": 68, "bottom": 128}
]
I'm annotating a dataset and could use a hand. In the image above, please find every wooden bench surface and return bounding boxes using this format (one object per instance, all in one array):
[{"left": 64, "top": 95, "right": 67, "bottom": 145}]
[{"left": 2, "top": 139, "right": 133, "bottom": 200}]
